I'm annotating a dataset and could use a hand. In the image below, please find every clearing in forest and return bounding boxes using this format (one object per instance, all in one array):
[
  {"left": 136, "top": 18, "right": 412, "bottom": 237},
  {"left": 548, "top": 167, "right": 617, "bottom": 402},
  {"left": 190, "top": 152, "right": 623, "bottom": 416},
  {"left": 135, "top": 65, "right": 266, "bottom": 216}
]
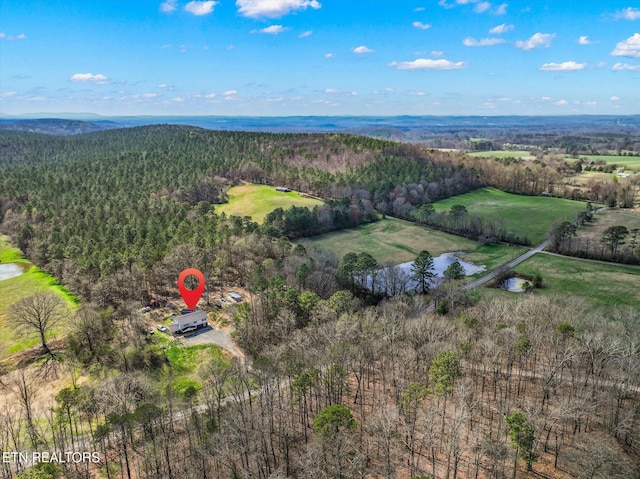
[
  {"left": 215, "top": 183, "right": 323, "bottom": 223},
  {"left": 432, "top": 188, "right": 586, "bottom": 244},
  {"left": 0, "top": 235, "right": 77, "bottom": 357},
  {"left": 300, "top": 217, "right": 526, "bottom": 268},
  {"left": 487, "top": 253, "right": 640, "bottom": 309}
]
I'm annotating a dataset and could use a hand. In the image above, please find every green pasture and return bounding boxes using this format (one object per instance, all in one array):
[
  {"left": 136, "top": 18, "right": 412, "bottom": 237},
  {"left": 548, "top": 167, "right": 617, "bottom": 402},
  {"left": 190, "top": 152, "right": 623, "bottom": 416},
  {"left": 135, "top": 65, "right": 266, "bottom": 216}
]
[
  {"left": 300, "top": 217, "right": 525, "bottom": 268},
  {"left": 432, "top": 188, "right": 587, "bottom": 244},
  {"left": 0, "top": 235, "right": 78, "bottom": 357},
  {"left": 576, "top": 155, "right": 640, "bottom": 169},
  {"left": 576, "top": 208, "right": 640, "bottom": 243},
  {"left": 506, "top": 253, "right": 640, "bottom": 309},
  {"left": 468, "top": 150, "right": 534, "bottom": 159},
  {"left": 215, "top": 183, "right": 323, "bottom": 223}
]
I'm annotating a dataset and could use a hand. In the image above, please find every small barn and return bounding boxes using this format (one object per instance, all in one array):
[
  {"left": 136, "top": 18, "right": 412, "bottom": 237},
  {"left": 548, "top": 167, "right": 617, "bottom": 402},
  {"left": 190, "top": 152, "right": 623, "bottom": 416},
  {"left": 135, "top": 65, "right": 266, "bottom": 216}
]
[{"left": 171, "top": 310, "right": 208, "bottom": 333}]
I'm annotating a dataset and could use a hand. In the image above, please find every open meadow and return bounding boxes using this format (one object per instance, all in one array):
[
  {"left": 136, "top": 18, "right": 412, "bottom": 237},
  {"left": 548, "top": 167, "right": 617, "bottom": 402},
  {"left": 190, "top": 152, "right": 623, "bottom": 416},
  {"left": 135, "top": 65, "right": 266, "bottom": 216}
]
[
  {"left": 577, "top": 154, "right": 640, "bottom": 170},
  {"left": 300, "top": 217, "right": 526, "bottom": 269},
  {"left": 484, "top": 252, "right": 640, "bottom": 309},
  {"left": 0, "top": 235, "right": 77, "bottom": 357},
  {"left": 432, "top": 187, "right": 587, "bottom": 244},
  {"left": 215, "top": 183, "right": 323, "bottom": 223},
  {"left": 468, "top": 150, "right": 535, "bottom": 159}
]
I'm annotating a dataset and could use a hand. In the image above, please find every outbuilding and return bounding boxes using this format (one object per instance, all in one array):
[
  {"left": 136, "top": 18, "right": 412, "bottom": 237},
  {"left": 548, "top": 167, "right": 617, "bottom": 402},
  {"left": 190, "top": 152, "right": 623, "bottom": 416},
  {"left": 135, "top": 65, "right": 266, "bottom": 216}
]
[{"left": 275, "top": 187, "right": 290, "bottom": 192}]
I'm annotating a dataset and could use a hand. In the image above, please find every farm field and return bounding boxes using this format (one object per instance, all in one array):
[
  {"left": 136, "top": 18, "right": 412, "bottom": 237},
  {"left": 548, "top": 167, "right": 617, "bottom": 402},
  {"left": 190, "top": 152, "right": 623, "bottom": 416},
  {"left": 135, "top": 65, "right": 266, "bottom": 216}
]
[
  {"left": 574, "top": 208, "right": 640, "bottom": 246},
  {"left": 487, "top": 253, "right": 640, "bottom": 309},
  {"left": 215, "top": 183, "right": 323, "bottom": 223},
  {"left": 300, "top": 217, "right": 526, "bottom": 268},
  {"left": 0, "top": 235, "right": 77, "bottom": 356},
  {"left": 468, "top": 150, "right": 534, "bottom": 159},
  {"left": 576, "top": 154, "right": 640, "bottom": 169},
  {"left": 432, "top": 187, "right": 587, "bottom": 244}
]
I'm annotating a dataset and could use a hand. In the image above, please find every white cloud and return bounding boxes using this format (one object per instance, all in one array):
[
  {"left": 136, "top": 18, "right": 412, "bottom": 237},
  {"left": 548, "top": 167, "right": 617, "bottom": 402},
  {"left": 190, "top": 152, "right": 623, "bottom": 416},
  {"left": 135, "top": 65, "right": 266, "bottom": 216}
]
[
  {"left": 610, "top": 96, "right": 620, "bottom": 101},
  {"left": 554, "top": 99, "right": 568, "bottom": 106},
  {"left": 414, "top": 7, "right": 426, "bottom": 12},
  {"left": 1, "top": 91, "right": 17, "bottom": 97},
  {"left": 596, "top": 61, "right": 607, "bottom": 68},
  {"left": 539, "top": 61, "right": 586, "bottom": 71},
  {"left": 489, "top": 23, "right": 513, "bottom": 34},
  {"left": 463, "top": 37, "right": 505, "bottom": 46},
  {"left": 184, "top": 1, "right": 217, "bottom": 15},
  {"left": 577, "top": 35, "right": 597, "bottom": 45},
  {"left": 142, "top": 93, "right": 158, "bottom": 98},
  {"left": 205, "top": 93, "right": 217, "bottom": 98},
  {"left": 160, "top": 0, "right": 177, "bottom": 12},
  {"left": 352, "top": 45, "right": 374, "bottom": 54},
  {"left": 236, "top": 0, "right": 321, "bottom": 18},
  {"left": 389, "top": 58, "right": 468, "bottom": 70},
  {"left": 515, "top": 32, "right": 555, "bottom": 50},
  {"left": 223, "top": 90, "right": 237, "bottom": 96},
  {"left": 612, "top": 62, "right": 640, "bottom": 71},
  {"left": 431, "top": 50, "right": 444, "bottom": 57},
  {"left": 324, "top": 53, "right": 334, "bottom": 58},
  {"left": 540, "top": 96, "right": 551, "bottom": 101},
  {"left": 495, "top": 3, "right": 507, "bottom": 15},
  {"left": 251, "top": 25, "right": 288, "bottom": 34},
  {"left": 28, "top": 96, "right": 46, "bottom": 101},
  {"left": 299, "top": 30, "right": 312, "bottom": 38},
  {"left": 614, "top": 7, "right": 640, "bottom": 20},
  {"left": 0, "top": 32, "right": 26, "bottom": 40},
  {"left": 413, "top": 21, "right": 431, "bottom": 30},
  {"left": 70, "top": 73, "right": 110, "bottom": 84},
  {"left": 611, "top": 33, "right": 640, "bottom": 58},
  {"left": 474, "top": 1, "right": 490, "bottom": 13},
  {"left": 172, "top": 97, "right": 185, "bottom": 103},
  {"left": 324, "top": 88, "right": 339, "bottom": 94}
]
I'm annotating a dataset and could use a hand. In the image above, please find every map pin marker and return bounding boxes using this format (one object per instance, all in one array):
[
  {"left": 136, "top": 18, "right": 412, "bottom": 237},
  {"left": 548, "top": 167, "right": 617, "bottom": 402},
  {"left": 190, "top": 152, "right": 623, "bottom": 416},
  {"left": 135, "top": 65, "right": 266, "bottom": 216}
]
[{"left": 178, "top": 268, "right": 205, "bottom": 310}]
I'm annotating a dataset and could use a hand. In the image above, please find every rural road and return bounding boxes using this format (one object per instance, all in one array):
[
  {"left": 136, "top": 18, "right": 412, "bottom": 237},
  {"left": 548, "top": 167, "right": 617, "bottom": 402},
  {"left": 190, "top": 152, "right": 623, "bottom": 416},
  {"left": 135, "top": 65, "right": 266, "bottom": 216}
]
[{"left": 462, "top": 238, "right": 552, "bottom": 291}]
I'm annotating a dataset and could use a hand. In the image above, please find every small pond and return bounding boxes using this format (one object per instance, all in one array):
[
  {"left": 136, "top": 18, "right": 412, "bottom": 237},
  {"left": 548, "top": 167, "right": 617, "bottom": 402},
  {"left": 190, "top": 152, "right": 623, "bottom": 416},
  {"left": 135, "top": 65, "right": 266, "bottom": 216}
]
[
  {"left": 503, "top": 277, "right": 529, "bottom": 293},
  {"left": 0, "top": 263, "right": 29, "bottom": 281},
  {"left": 368, "top": 253, "right": 486, "bottom": 295}
]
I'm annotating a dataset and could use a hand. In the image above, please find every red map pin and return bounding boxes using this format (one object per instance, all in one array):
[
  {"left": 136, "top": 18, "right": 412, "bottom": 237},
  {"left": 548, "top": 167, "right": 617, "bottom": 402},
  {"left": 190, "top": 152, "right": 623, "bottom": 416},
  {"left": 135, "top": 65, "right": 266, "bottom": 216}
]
[{"left": 178, "top": 268, "right": 205, "bottom": 310}]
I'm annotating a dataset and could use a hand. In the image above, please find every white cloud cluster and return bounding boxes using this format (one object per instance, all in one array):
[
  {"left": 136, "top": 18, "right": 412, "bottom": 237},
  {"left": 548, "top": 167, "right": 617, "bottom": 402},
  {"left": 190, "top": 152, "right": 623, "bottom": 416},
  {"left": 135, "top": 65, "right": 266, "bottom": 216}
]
[
  {"left": 474, "top": 1, "right": 490, "bottom": 13},
  {"left": 489, "top": 23, "right": 513, "bottom": 34},
  {"left": 612, "top": 62, "right": 640, "bottom": 71},
  {"left": 160, "top": 0, "right": 177, "bottom": 12},
  {"left": 251, "top": 25, "right": 288, "bottom": 34},
  {"left": 352, "top": 46, "right": 374, "bottom": 54},
  {"left": 611, "top": 33, "right": 640, "bottom": 58},
  {"left": 539, "top": 61, "right": 586, "bottom": 71},
  {"left": 614, "top": 7, "right": 640, "bottom": 20},
  {"left": 463, "top": 37, "right": 504, "bottom": 46},
  {"left": 184, "top": 1, "right": 217, "bottom": 15},
  {"left": 70, "top": 73, "right": 110, "bottom": 84},
  {"left": 298, "top": 30, "right": 312, "bottom": 38},
  {"left": 577, "top": 35, "right": 597, "bottom": 45},
  {"left": 389, "top": 58, "right": 468, "bottom": 70},
  {"left": 236, "top": 0, "right": 320, "bottom": 18},
  {"left": 515, "top": 32, "right": 555, "bottom": 50},
  {"left": 413, "top": 21, "right": 431, "bottom": 30}
]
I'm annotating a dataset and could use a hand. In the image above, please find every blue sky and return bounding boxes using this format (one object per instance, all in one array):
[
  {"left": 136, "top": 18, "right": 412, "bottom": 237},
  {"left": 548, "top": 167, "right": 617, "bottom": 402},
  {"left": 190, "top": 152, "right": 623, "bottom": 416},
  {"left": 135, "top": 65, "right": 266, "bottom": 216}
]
[{"left": 1, "top": 0, "right": 639, "bottom": 116}]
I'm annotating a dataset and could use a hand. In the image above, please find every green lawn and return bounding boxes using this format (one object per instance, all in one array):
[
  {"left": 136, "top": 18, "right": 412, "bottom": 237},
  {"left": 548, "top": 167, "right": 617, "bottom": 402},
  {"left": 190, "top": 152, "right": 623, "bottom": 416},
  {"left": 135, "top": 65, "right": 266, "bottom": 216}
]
[
  {"left": 506, "top": 253, "right": 640, "bottom": 308},
  {"left": 432, "top": 188, "right": 587, "bottom": 244},
  {"left": 215, "top": 183, "right": 323, "bottom": 223},
  {"left": 163, "top": 343, "right": 230, "bottom": 395},
  {"left": 468, "top": 150, "right": 535, "bottom": 159},
  {"left": 300, "top": 217, "right": 525, "bottom": 268},
  {"left": 0, "top": 235, "right": 78, "bottom": 356}
]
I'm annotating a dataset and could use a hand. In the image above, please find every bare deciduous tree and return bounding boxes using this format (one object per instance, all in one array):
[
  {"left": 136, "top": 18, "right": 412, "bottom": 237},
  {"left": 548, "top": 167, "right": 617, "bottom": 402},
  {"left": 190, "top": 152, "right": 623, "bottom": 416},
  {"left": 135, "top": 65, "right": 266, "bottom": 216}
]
[{"left": 10, "top": 292, "right": 67, "bottom": 355}]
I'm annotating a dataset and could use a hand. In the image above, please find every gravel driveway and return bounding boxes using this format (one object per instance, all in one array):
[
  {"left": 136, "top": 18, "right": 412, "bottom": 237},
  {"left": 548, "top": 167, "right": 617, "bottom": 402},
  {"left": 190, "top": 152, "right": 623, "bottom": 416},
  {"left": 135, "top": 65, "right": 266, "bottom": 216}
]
[{"left": 180, "top": 325, "right": 244, "bottom": 359}]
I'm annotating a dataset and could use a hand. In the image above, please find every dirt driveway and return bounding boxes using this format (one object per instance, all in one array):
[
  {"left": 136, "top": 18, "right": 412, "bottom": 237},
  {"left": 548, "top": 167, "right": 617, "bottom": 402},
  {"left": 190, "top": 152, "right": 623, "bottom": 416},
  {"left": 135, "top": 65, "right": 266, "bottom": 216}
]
[{"left": 180, "top": 324, "right": 244, "bottom": 359}]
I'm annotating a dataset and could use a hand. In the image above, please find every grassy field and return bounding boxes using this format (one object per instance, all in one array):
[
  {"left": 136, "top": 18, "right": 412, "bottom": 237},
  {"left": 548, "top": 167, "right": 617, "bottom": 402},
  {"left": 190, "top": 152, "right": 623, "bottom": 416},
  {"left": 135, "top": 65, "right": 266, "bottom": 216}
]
[
  {"left": 575, "top": 208, "right": 640, "bottom": 244},
  {"left": 501, "top": 253, "right": 640, "bottom": 309},
  {"left": 432, "top": 188, "right": 587, "bottom": 244},
  {"left": 576, "top": 155, "right": 640, "bottom": 169},
  {"left": 215, "top": 183, "right": 323, "bottom": 223},
  {"left": 0, "top": 235, "right": 78, "bottom": 356},
  {"left": 162, "top": 343, "right": 230, "bottom": 395},
  {"left": 300, "top": 217, "right": 526, "bottom": 268},
  {"left": 468, "top": 150, "right": 535, "bottom": 159}
]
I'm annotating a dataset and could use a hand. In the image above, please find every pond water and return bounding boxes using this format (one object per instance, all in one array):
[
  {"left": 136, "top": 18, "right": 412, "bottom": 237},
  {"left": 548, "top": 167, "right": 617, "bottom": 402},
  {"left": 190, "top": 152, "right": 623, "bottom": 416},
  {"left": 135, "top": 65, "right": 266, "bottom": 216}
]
[
  {"left": 0, "top": 263, "right": 29, "bottom": 281},
  {"left": 368, "top": 253, "right": 486, "bottom": 295},
  {"left": 503, "top": 277, "right": 528, "bottom": 293}
]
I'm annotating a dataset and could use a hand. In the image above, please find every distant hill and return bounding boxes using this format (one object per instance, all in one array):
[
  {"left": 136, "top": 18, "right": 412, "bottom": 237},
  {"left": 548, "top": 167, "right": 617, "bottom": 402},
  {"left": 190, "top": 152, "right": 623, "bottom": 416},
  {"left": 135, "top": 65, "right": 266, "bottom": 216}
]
[{"left": 0, "top": 118, "right": 118, "bottom": 135}]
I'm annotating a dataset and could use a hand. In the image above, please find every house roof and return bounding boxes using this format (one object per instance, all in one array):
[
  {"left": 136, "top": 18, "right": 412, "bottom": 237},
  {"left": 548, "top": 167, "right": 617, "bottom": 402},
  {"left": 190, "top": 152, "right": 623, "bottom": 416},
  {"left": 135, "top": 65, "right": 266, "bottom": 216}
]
[{"left": 173, "top": 310, "right": 208, "bottom": 327}]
